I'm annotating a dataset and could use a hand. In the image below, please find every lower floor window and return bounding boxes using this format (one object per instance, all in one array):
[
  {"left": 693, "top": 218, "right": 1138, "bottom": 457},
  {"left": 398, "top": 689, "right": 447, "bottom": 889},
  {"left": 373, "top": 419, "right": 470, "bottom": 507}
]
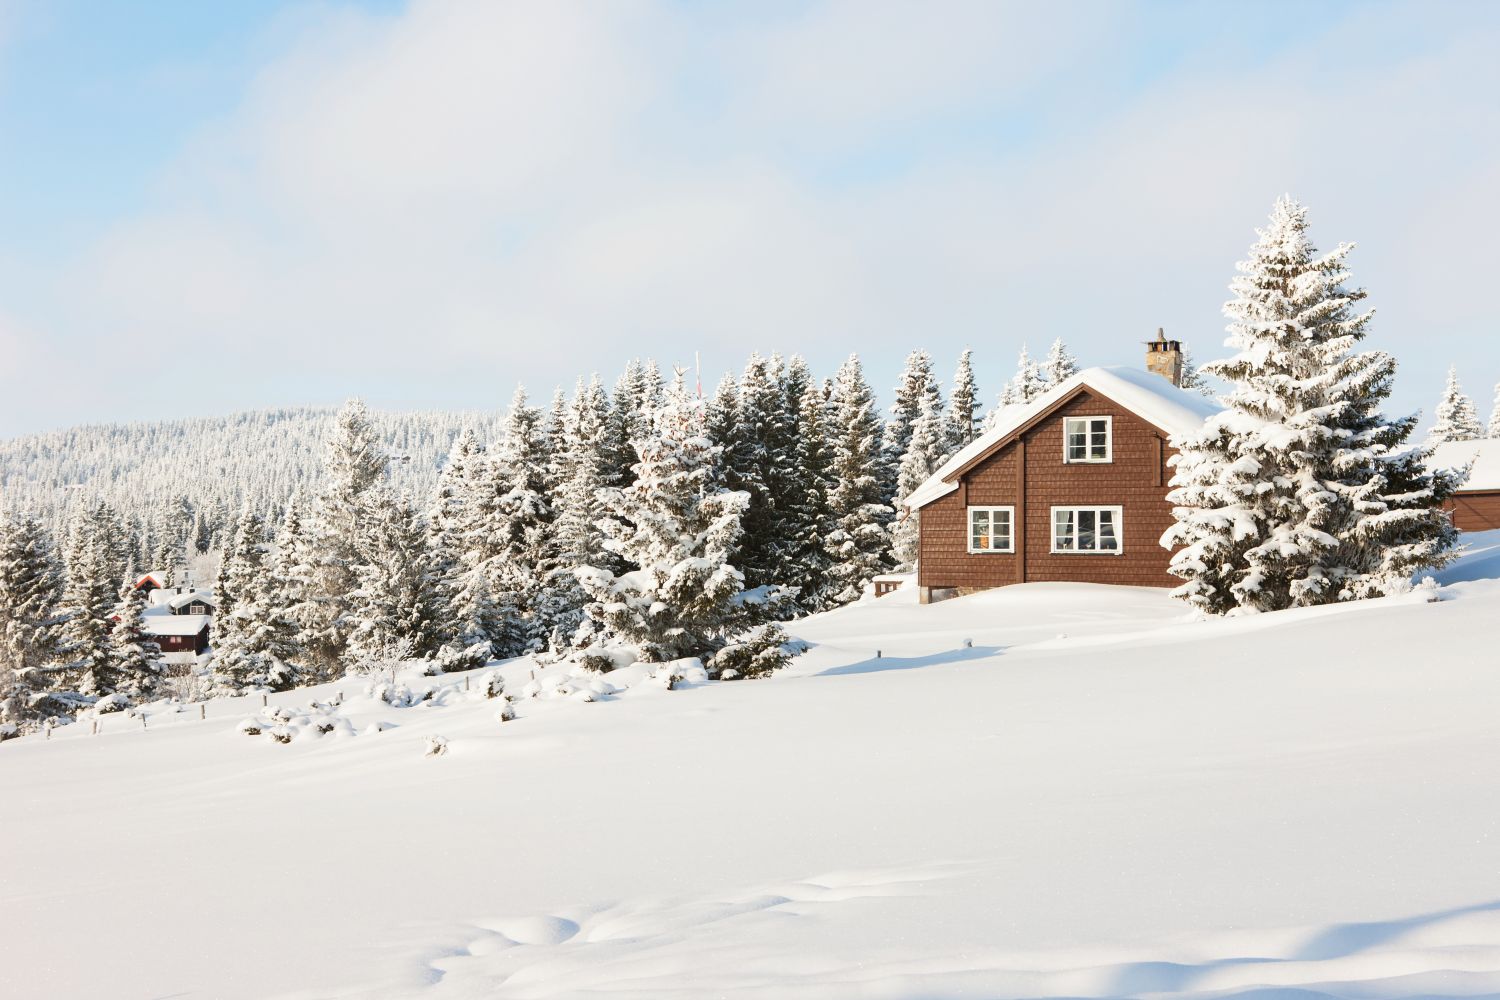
[
  {"left": 968, "top": 506, "right": 1015, "bottom": 553},
  {"left": 1051, "top": 505, "right": 1122, "bottom": 553}
]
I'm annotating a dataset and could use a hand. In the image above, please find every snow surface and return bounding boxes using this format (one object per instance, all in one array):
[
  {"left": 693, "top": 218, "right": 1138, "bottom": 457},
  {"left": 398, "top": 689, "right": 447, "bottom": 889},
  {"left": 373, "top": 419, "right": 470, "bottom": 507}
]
[
  {"left": 4, "top": 536, "right": 1500, "bottom": 999},
  {"left": 1432, "top": 437, "right": 1500, "bottom": 491},
  {"left": 906, "top": 366, "right": 1222, "bottom": 509}
]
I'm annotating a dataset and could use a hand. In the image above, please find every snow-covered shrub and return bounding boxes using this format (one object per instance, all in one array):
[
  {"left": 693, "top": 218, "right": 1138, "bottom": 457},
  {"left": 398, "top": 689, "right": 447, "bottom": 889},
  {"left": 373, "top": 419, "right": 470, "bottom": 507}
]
[
  {"left": 424, "top": 735, "right": 448, "bottom": 757},
  {"left": 475, "top": 671, "right": 505, "bottom": 699},
  {"left": 497, "top": 701, "right": 516, "bottom": 723},
  {"left": 651, "top": 658, "right": 707, "bottom": 690},
  {"left": 0, "top": 723, "right": 20, "bottom": 742},
  {"left": 433, "top": 641, "right": 491, "bottom": 675},
  {"left": 237, "top": 718, "right": 262, "bottom": 736},
  {"left": 92, "top": 693, "right": 131, "bottom": 715},
  {"left": 367, "top": 681, "right": 422, "bottom": 708},
  {"left": 267, "top": 726, "right": 293, "bottom": 744},
  {"left": 708, "top": 624, "right": 803, "bottom": 680}
]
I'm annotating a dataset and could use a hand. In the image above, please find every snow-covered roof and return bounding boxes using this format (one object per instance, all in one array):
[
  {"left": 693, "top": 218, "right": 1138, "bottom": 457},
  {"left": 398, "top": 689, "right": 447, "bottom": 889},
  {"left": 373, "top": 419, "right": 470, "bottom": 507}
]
[
  {"left": 167, "top": 590, "right": 215, "bottom": 611},
  {"left": 1431, "top": 438, "right": 1500, "bottom": 492},
  {"left": 139, "top": 614, "right": 211, "bottom": 637},
  {"left": 906, "top": 366, "right": 1222, "bottom": 510},
  {"left": 136, "top": 571, "right": 170, "bottom": 589}
]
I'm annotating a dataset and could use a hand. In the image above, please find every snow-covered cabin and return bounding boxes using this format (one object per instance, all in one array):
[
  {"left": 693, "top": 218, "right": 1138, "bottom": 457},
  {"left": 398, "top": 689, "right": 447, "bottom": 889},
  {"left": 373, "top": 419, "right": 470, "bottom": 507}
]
[
  {"left": 1431, "top": 438, "right": 1500, "bottom": 531},
  {"left": 140, "top": 585, "right": 216, "bottom": 662},
  {"left": 905, "top": 339, "right": 1220, "bottom": 603}
]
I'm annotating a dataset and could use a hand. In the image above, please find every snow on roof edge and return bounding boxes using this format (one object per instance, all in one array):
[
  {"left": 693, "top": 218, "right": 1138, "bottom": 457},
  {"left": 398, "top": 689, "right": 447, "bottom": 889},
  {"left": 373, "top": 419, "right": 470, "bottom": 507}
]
[
  {"left": 1430, "top": 438, "right": 1500, "bottom": 492},
  {"left": 905, "top": 367, "right": 1222, "bottom": 510}
]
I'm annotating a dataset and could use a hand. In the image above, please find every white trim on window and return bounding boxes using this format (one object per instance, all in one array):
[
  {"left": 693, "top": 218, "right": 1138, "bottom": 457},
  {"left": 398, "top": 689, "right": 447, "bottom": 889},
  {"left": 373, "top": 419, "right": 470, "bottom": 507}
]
[
  {"left": 1050, "top": 505, "right": 1124, "bottom": 554},
  {"left": 1063, "top": 415, "right": 1113, "bottom": 463},
  {"left": 967, "top": 505, "right": 1016, "bottom": 554}
]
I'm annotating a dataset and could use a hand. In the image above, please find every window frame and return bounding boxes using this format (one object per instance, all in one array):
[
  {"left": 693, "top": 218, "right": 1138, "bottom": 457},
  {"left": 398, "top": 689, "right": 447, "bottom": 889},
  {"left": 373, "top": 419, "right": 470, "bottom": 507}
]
[
  {"left": 966, "top": 505, "right": 1017, "bottom": 554},
  {"left": 1063, "top": 415, "right": 1113, "bottom": 464},
  {"left": 1049, "top": 504, "right": 1124, "bottom": 555}
]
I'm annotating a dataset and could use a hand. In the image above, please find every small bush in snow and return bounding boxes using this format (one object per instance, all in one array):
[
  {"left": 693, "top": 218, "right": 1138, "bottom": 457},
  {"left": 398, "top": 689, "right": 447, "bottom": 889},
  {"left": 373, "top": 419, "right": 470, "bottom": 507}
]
[
  {"left": 497, "top": 702, "right": 516, "bottom": 723},
  {"left": 424, "top": 735, "right": 448, "bottom": 757},
  {"left": 709, "top": 624, "right": 801, "bottom": 680},
  {"left": 476, "top": 671, "right": 505, "bottom": 699},
  {"left": 433, "top": 641, "right": 491, "bottom": 674},
  {"left": 237, "top": 718, "right": 262, "bottom": 736},
  {"left": 267, "top": 726, "right": 293, "bottom": 744},
  {"left": 93, "top": 693, "right": 131, "bottom": 715}
]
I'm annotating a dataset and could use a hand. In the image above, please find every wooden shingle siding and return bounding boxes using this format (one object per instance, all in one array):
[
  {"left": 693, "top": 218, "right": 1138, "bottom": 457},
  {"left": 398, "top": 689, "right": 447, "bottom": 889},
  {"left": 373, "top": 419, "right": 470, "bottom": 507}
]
[
  {"left": 918, "top": 389, "right": 1178, "bottom": 592},
  {"left": 1448, "top": 491, "right": 1500, "bottom": 532}
]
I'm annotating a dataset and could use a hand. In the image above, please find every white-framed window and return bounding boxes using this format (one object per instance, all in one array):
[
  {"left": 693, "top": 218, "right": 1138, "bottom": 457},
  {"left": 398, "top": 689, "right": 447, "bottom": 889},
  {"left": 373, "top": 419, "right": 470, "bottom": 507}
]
[
  {"left": 968, "top": 505, "right": 1015, "bottom": 553},
  {"left": 1051, "top": 505, "right": 1123, "bottom": 554},
  {"left": 1064, "top": 416, "right": 1112, "bottom": 463}
]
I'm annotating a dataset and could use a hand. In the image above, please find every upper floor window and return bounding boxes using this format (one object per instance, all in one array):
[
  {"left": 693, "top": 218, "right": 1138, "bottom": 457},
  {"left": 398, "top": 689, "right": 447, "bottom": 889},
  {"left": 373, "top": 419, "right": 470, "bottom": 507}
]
[
  {"left": 1064, "top": 416, "right": 1112, "bottom": 463},
  {"left": 968, "top": 506, "right": 1015, "bottom": 553}
]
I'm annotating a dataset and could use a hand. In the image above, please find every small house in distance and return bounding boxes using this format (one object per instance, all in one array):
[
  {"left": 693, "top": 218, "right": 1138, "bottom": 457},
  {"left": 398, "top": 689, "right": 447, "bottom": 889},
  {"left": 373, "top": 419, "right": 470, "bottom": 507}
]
[
  {"left": 133, "top": 573, "right": 216, "bottom": 664},
  {"left": 905, "top": 335, "right": 1219, "bottom": 604}
]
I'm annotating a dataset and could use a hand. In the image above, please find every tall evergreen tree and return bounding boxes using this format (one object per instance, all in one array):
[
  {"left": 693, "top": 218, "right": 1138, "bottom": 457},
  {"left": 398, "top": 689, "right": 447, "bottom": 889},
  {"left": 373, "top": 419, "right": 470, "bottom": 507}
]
[
  {"left": 732, "top": 352, "right": 796, "bottom": 590},
  {"left": 783, "top": 377, "right": 837, "bottom": 612},
  {"left": 824, "top": 355, "right": 895, "bottom": 604},
  {"left": 108, "top": 583, "right": 163, "bottom": 703},
  {"left": 213, "top": 508, "right": 301, "bottom": 692},
  {"left": 1041, "top": 338, "right": 1078, "bottom": 385},
  {"left": 945, "top": 348, "right": 980, "bottom": 452},
  {"left": 0, "top": 516, "right": 65, "bottom": 722},
  {"left": 1164, "top": 196, "right": 1460, "bottom": 614},
  {"left": 575, "top": 373, "right": 756, "bottom": 661},
  {"left": 59, "top": 504, "right": 126, "bottom": 697},
  {"left": 1489, "top": 382, "right": 1500, "bottom": 439},
  {"left": 303, "top": 399, "right": 388, "bottom": 672},
  {"left": 1429, "top": 366, "right": 1484, "bottom": 443},
  {"left": 1002, "top": 345, "right": 1047, "bottom": 405},
  {"left": 892, "top": 390, "right": 948, "bottom": 569},
  {"left": 883, "top": 350, "right": 942, "bottom": 502},
  {"left": 346, "top": 490, "right": 445, "bottom": 668}
]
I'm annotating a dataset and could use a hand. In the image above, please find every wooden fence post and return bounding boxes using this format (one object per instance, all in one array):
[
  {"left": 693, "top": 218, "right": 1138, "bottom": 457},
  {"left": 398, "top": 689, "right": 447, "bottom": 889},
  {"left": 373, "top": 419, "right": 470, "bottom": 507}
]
[{"left": 200, "top": 704, "right": 206, "bottom": 721}]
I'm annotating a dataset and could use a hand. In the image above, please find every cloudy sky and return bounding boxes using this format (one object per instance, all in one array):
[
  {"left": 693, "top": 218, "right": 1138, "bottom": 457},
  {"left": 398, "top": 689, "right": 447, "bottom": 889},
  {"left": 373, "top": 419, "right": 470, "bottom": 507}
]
[{"left": 0, "top": 0, "right": 1496, "bottom": 435}]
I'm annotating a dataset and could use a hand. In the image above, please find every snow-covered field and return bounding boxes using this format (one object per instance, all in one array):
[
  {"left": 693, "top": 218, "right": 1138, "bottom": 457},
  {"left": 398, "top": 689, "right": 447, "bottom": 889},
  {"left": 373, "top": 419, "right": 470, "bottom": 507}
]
[{"left": 6, "top": 534, "right": 1500, "bottom": 999}]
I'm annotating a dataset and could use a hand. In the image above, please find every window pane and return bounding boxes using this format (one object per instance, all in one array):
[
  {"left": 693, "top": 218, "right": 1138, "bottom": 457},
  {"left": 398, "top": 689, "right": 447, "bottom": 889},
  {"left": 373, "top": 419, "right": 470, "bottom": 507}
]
[
  {"left": 971, "top": 510, "right": 989, "bottom": 550},
  {"left": 1078, "top": 509, "right": 1096, "bottom": 549},
  {"left": 995, "top": 510, "right": 1010, "bottom": 550},
  {"left": 1090, "top": 420, "right": 1108, "bottom": 459},
  {"left": 1099, "top": 510, "right": 1118, "bottom": 550},
  {"left": 1055, "top": 510, "right": 1074, "bottom": 549}
]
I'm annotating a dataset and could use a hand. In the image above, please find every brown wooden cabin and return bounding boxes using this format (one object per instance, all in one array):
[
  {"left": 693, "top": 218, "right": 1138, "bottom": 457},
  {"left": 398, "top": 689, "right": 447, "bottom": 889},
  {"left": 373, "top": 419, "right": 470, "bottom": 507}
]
[
  {"left": 906, "top": 339, "right": 1220, "bottom": 604},
  {"left": 1430, "top": 439, "right": 1500, "bottom": 531}
]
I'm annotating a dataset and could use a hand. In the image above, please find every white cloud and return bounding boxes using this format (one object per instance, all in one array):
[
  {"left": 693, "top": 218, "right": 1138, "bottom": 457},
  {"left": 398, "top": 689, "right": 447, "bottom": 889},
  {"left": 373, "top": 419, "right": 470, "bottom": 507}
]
[{"left": 6, "top": 0, "right": 1498, "bottom": 431}]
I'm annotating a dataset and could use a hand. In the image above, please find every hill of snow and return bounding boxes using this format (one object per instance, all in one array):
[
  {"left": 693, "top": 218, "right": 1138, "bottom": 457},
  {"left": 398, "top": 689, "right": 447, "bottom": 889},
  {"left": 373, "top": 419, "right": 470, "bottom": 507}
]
[{"left": 5, "top": 533, "right": 1500, "bottom": 999}]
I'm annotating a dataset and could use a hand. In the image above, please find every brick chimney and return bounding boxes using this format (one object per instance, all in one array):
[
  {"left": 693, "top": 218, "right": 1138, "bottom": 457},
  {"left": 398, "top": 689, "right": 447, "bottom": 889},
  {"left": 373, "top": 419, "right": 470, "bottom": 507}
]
[{"left": 1144, "top": 328, "right": 1183, "bottom": 387}]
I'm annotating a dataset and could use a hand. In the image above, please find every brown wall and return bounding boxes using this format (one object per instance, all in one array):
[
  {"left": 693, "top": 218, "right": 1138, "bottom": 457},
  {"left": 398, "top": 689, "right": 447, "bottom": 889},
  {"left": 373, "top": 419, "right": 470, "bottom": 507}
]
[
  {"left": 1449, "top": 491, "right": 1500, "bottom": 532},
  {"left": 918, "top": 389, "right": 1177, "bottom": 592}
]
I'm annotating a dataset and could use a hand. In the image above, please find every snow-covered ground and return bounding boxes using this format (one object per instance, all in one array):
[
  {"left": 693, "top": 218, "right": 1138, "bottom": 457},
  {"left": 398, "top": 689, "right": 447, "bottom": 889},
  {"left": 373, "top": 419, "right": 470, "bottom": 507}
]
[{"left": 6, "top": 534, "right": 1500, "bottom": 999}]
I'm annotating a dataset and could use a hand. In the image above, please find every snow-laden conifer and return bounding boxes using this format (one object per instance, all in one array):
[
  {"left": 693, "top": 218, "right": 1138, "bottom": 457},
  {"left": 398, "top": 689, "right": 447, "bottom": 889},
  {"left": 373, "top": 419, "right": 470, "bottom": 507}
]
[
  {"left": 945, "top": 348, "right": 980, "bottom": 452},
  {"left": 1429, "top": 366, "right": 1484, "bottom": 443},
  {"left": 1178, "top": 346, "right": 1213, "bottom": 398},
  {"left": 574, "top": 372, "right": 758, "bottom": 662},
  {"left": 0, "top": 516, "right": 64, "bottom": 723},
  {"left": 824, "top": 355, "right": 895, "bottom": 604},
  {"left": 59, "top": 504, "right": 126, "bottom": 697},
  {"left": 108, "top": 582, "right": 163, "bottom": 703},
  {"left": 732, "top": 352, "right": 796, "bottom": 591},
  {"left": 1041, "top": 338, "right": 1078, "bottom": 385},
  {"left": 883, "top": 350, "right": 942, "bottom": 502},
  {"left": 1164, "top": 196, "right": 1460, "bottom": 614},
  {"left": 892, "top": 390, "right": 948, "bottom": 569},
  {"left": 346, "top": 490, "right": 445, "bottom": 669},
  {"left": 1002, "top": 345, "right": 1047, "bottom": 405},
  {"left": 783, "top": 377, "right": 837, "bottom": 612},
  {"left": 1489, "top": 383, "right": 1500, "bottom": 439},
  {"left": 212, "top": 508, "right": 301, "bottom": 693}
]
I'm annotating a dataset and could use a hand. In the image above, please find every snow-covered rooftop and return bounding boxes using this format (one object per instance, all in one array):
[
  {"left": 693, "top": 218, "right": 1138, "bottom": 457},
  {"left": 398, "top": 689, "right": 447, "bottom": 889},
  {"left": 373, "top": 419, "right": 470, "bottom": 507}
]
[
  {"left": 139, "top": 614, "right": 211, "bottom": 637},
  {"left": 906, "top": 366, "right": 1222, "bottom": 510},
  {"left": 1431, "top": 438, "right": 1500, "bottom": 492}
]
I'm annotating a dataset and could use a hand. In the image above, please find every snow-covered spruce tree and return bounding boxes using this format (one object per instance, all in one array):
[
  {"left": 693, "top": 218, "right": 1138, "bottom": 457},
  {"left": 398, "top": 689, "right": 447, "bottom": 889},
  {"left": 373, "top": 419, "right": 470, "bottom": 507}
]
[
  {"left": 1489, "top": 382, "right": 1500, "bottom": 439},
  {"left": 1178, "top": 346, "right": 1214, "bottom": 398},
  {"left": 783, "top": 377, "right": 837, "bottom": 612},
  {"left": 59, "top": 504, "right": 127, "bottom": 697},
  {"left": 211, "top": 508, "right": 301, "bottom": 693},
  {"left": 425, "top": 430, "right": 493, "bottom": 670},
  {"left": 475, "top": 386, "right": 556, "bottom": 652},
  {"left": 945, "top": 348, "right": 980, "bottom": 452},
  {"left": 271, "top": 495, "right": 316, "bottom": 677},
  {"left": 892, "top": 390, "right": 949, "bottom": 570},
  {"left": 538, "top": 375, "right": 618, "bottom": 655},
  {"left": 1163, "top": 196, "right": 1460, "bottom": 614},
  {"left": 0, "top": 516, "right": 65, "bottom": 723},
  {"left": 108, "top": 582, "right": 163, "bottom": 704},
  {"left": 303, "top": 399, "right": 388, "bottom": 673},
  {"left": 882, "top": 350, "right": 942, "bottom": 504},
  {"left": 1003, "top": 345, "right": 1047, "bottom": 405},
  {"left": 731, "top": 352, "right": 797, "bottom": 592},
  {"left": 346, "top": 490, "right": 445, "bottom": 670},
  {"left": 1429, "top": 366, "right": 1484, "bottom": 443},
  {"left": 1041, "top": 338, "right": 1078, "bottom": 385},
  {"left": 574, "top": 373, "right": 760, "bottom": 663},
  {"left": 823, "top": 355, "right": 895, "bottom": 605}
]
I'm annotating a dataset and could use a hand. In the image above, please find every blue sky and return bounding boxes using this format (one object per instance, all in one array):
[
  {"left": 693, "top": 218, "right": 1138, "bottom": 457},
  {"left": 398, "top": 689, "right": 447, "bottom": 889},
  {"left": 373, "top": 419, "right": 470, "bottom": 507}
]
[{"left": 1, "top": 0, "right": 1497, "bottom": 435}]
